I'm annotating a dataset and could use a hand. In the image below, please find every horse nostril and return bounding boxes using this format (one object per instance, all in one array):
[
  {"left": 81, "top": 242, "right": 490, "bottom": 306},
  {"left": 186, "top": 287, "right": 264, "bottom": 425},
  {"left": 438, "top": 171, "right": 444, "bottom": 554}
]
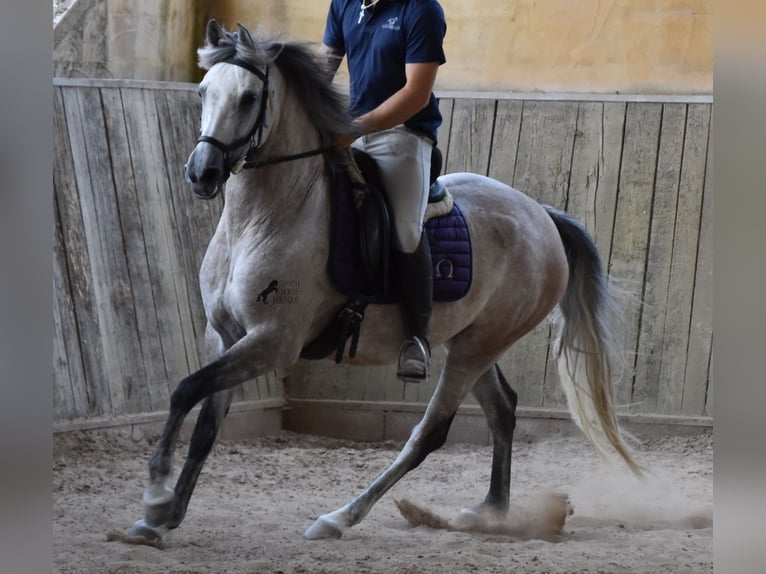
[{"left": 200, "top": 167, "right": 221, "bottom": 184}]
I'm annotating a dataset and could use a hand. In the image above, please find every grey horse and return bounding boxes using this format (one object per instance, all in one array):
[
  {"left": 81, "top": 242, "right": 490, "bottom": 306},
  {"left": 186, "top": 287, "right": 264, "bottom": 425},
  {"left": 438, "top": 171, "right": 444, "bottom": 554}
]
[{"left": 127, "top": 20, "right": 641, "bottom": 543}]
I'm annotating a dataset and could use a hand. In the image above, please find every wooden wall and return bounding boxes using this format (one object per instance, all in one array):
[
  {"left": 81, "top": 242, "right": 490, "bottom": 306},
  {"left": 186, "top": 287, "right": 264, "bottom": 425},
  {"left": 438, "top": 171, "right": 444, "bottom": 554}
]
[
  {"left": 293, "top": 93, "right": 714, "bottom": 418},
  {"left": 53, "top": 80, "right": 713, "bottom": 422},
  {"left": 53, "top": 78, "right": 282, "bottom": 422}
]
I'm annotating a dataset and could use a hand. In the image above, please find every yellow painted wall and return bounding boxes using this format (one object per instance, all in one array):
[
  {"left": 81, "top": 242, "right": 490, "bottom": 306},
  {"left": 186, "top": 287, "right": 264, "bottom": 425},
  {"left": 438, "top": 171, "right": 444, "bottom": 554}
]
[
  {"left": 107, "top": 0, "right": 205, "bottom": 81},
  {"left": 210, "top": 0, "right": 712, "bottom": 94},
  {"left": 55, "top": 0, "right": 206, "bottom": 81}
]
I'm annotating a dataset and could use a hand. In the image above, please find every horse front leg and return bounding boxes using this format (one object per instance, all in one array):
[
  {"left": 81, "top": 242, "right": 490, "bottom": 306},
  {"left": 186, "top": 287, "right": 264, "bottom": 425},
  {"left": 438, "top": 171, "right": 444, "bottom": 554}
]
[
  {"left": 127, "top": 332, "right": 275, "bottom": 541},
  {"left": 172, "top": 389, "right": 235, "bottom": 527},
  {"left": 129, "top": 388, "right": 234, "bottom": 539}
]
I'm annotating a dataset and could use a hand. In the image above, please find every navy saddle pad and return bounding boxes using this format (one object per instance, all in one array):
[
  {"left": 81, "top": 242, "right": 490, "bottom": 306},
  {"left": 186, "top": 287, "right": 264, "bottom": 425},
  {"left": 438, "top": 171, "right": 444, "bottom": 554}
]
[{"left": 327, "top": 170, "right": 473, "bottom": 303}]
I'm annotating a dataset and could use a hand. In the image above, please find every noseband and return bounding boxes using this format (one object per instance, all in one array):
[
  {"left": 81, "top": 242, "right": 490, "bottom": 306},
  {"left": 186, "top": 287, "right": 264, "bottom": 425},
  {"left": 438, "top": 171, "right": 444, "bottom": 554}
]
[{"left": 196, "top": 58, "right": 331, "bottom": 175}]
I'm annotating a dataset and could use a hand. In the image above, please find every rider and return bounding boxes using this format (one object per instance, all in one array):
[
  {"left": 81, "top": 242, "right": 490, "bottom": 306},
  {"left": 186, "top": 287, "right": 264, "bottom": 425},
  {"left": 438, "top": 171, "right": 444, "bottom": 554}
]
[{"left": 321, "top": 0, "right": 447, "bottom": 382}]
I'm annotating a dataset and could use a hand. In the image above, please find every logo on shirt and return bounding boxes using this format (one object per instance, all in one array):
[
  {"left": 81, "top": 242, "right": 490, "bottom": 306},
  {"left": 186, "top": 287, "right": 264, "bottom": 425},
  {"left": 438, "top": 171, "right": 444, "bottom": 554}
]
[{"left": 382, "top": 17, "right": 401, "bottom": 31}]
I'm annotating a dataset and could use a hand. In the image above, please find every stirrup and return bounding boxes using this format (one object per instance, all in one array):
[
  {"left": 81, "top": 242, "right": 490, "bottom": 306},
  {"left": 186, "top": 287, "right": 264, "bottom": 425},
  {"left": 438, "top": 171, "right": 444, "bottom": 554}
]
[{"left": 396, "top": 337, "right": 430, "bottom": 383}]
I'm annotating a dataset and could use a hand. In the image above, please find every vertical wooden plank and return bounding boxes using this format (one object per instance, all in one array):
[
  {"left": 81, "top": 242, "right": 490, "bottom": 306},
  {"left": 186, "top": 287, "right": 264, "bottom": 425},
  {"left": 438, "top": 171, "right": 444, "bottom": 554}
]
[
  {"left": 363, "top": 364, "right": 396, "bottom": 402},
  {"left": 60, "top": 87, "right": 117, "bottom": 417},
  {"left": 361, "top": 365, "right": 389, "bottom": 402},
  {"left": 436, "top": 98, "right": 454, "bottom": 173},
  {"left": 383, "top": 373, "right": 407, "bottom": 403},
  {"left": 346, "top": 364, "right": 376, "bottom": 401},
  {"left": 52, "top": 292, "right": 75, "bottom": 420},
  {"left": 487, "top": 99, "right": 523, "bottom": 187},
  {"left": 53, "top": 196, "right": 84, "bottom": 420},
  {"left": 682, "top": 108, "right": 713, "bottom": 416},
  {"left": 565, "top": 102, "right": 604, "bottom": 233},
  {"left": 100, "top": 87, "right": 169, "bottom": 414},
  {"left": 512, "top": 100, "right": 579, "bottom": 208},
  {"left": 238, "top": 377, "right": 261, "bottom": 401},
  {"left": 402, "top": 376, "right": 420, "bottom": 403},
  {"left": 657, "top": 104, "right": 711, "bottom": 414},
  {"left": 594, "top": 102, "right": 626, "bottom": 264},
  {"left": 402, "top": 383, "right": 422, "bottom": 403},
  {"left": 266, "top": 372, "right": 284, "bottom": 400},
  {"left": 607, "top": 102, "right": 662, "bottom": 407},
  {"left": 705, "top": 338, "right": 713, "bottom": 416},
  {"left": 121, "top": 87, "right": 196, "bottom": 405},
  {"left": 263, "top": 372, "right": 276, "bottom": 400},
  {"left": 631, "top": 104, "right": 687, "bottom": 413},
  {"left": 53, "top": 87, "right": 91, "bottom": 419},
  {"left": 76, "top": 85, "right": 159, "bottom": 416},
  {"left": 53, "top": 276, "right": 74, "bottom": 419},
  {"left": 336, "top": 365, "right": 366, "bottom": 402},
  {"left": 445, "top": 99, "right": 496, "bottom": 175},
  {"left": 256, "top": 375, "right": 271, "bottom": 400},
  {"left": 503, "top": 100, "right": 578, "bottom": 408}
]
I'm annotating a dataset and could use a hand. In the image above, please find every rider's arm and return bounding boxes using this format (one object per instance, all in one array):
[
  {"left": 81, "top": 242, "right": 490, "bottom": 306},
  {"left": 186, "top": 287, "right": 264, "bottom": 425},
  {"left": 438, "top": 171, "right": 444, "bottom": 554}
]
[{"left": 353, "top": 61, "right": 440, "bottom": 135}]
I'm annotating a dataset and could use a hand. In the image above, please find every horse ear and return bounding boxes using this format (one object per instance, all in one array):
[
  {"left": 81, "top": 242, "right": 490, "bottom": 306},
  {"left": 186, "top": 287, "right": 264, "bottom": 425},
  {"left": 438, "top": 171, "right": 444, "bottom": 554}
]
[
  {"left": 206, "top": 19, "right": 224, "bottom": 46},
  {"left": 236, "top": 23, "right": 254, "bottom": 48}
]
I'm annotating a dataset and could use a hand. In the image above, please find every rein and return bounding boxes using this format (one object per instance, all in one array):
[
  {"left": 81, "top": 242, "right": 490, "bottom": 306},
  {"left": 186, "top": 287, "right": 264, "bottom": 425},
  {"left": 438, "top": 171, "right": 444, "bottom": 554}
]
[
  {"left": 240, "top": 146, "right": 334, "bottom": 170},
  {"left": 198, "top": 57, "right": 332, "bottom": 175}
]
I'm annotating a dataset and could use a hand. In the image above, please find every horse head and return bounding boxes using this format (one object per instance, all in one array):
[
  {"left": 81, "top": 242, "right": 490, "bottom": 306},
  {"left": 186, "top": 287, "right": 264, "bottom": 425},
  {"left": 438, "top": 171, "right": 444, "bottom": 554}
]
[
  {"left": 184, "top": 21, "right": 282, "bottom": 200},
  {"left": 184, "top": 20, "right": 353, "bottom": 201}
]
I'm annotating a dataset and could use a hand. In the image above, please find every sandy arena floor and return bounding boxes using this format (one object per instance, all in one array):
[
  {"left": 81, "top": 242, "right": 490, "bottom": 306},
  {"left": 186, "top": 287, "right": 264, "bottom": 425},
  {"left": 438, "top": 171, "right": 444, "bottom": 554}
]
[{"left": 53, "top": 428, "right": 712, "bottom": 573}]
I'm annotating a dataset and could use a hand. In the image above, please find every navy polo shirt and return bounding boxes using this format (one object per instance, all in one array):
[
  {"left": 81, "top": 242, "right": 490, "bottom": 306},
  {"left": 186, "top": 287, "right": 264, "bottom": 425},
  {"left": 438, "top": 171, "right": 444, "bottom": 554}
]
[{"left": 323, "top": 0, "right": 447, "bottom": 143}]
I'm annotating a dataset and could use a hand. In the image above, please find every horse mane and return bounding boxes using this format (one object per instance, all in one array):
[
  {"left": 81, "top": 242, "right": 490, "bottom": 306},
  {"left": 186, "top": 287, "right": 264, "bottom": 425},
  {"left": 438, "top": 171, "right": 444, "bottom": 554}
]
[{"left": 197, "top": 23, "right": 353, "bottom": 142}]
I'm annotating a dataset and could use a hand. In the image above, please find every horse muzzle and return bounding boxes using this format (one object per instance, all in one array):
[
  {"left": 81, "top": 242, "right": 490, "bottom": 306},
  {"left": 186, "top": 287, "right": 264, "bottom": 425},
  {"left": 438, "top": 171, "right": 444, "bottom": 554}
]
[{"left": 185, "top": 145, "right": 228, "bottom": 200}]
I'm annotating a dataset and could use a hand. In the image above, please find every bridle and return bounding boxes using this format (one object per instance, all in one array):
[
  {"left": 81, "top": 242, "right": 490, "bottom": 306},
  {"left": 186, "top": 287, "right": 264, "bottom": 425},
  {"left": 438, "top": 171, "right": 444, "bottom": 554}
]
[
  {"left": 196, "top": 57, "right": 332, "bottom": 176},
  {"left": 196, "top": 57, "right": 271, "bottom": 173}
]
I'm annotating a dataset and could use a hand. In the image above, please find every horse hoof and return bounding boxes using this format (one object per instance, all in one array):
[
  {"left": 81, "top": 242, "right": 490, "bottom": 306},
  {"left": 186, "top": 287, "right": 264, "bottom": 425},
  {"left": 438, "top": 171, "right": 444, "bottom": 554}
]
[
  {"left": 453, "top": 507, "right": 483, "bottom": 530},
  {"left": 453, "top": 505, "right": 505, "bottom": 530},
  {"left": 304, "top": 516, "right": 343, "bottom": 540},
  {"left": 127, "top": 519, "right": 166, "bottom": 542}
]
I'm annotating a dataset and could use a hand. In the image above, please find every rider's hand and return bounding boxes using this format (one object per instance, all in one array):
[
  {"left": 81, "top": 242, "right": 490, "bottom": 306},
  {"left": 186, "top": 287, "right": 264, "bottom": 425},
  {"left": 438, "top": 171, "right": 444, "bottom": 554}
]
[
  {"left": 334, "top": 132, "right": 358, "bottom": 151},
  {"left": 334, "top": 119, "right": 367, "bottom": 151}
]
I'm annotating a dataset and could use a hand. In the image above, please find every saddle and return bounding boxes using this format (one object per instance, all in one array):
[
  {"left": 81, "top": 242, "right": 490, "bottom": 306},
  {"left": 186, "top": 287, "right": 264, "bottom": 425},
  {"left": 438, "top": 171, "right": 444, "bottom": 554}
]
[
  {"left": 337, "top": 147, "right": 448, "bottom": 303},
  {"left": 300, "top": 146, "right": 472, "bottom": 363}
]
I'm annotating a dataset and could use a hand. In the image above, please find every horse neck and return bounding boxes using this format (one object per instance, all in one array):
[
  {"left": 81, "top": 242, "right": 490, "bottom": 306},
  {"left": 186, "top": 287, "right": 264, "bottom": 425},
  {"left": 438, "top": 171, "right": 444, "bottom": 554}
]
[{"left": 221, "top": 88, "right": 329, "bottom": 239}]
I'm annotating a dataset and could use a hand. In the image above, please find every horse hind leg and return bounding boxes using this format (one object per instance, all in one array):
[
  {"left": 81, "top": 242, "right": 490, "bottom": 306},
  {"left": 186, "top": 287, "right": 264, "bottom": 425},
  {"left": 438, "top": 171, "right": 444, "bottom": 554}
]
[
  {"left": 461, "top": 364, "right": 518, "bottom": 519},
  {"left": 305, "top": 339, "right": 491, "bottom": 539},
  {"left": 304, "top": 403, "right": 457, "bottom": 539}
]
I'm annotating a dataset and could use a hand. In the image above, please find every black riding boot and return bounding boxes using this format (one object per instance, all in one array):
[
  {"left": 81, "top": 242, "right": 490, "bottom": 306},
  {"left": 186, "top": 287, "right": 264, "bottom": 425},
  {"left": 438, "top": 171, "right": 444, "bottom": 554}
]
[{"left": 395, "top": 232, "right": 433, "bottom": 382}]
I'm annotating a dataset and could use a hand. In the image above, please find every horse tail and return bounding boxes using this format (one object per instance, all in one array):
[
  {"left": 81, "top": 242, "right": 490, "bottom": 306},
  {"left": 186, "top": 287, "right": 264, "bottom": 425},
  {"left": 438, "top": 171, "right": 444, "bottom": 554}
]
[{"left": 543, "top": 205, "right": 643, "bottom": 477}]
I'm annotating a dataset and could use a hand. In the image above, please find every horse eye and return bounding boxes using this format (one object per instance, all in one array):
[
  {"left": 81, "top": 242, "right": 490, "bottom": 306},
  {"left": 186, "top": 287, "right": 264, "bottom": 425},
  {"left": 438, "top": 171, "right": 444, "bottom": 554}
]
[
  {"left": 197, "top": 86, "right": 206, "bottom": 99},
  {"left": 239, "top": 91, "right": 258, "bottom": 108}
]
